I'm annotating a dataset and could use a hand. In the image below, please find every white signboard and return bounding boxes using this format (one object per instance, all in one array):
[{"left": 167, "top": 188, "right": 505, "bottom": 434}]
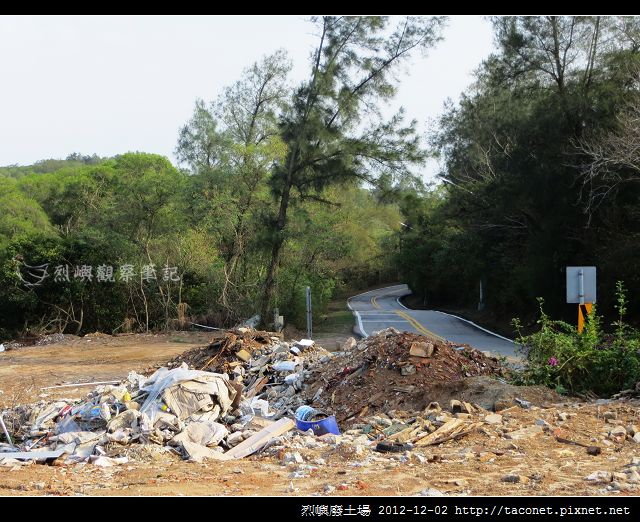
[{"left": 566, "top": 266, "right": 597, "bottom": 304}]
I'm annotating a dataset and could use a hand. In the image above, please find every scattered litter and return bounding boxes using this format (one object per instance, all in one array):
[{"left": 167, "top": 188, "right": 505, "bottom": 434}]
[
  {"left": 273, "top": 361, "right": 298, "bottom": 372},
  {"left": 225, "top": 418, "right": 295, "bottom": 459},
  {"left": 586, "top": 470, "right": 612, "bottom": 483},
  {"left": 0, "top": 413, "right": 15, "bottom": 447},
  {"left": 0, "top": 449, "right": 67, "bottom": 461},
  {"left": 90, "top": 456, "right": 129, "bottom": 467},
  {"left": 295, "top": 339, "right": 315, "bottom": 350}
]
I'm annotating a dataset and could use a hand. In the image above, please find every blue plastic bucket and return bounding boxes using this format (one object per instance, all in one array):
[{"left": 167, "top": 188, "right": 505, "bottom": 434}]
[
  {"left": 295, "top": 414, "right": 340, "bottom": 436},
  {"left": 294, "top": 405, "right": 316, "bottom": 422}
]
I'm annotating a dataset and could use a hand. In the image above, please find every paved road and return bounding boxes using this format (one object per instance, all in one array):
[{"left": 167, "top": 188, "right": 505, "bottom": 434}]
[{"left": 347, "top": 284, "right": 517, "bottom": 358}]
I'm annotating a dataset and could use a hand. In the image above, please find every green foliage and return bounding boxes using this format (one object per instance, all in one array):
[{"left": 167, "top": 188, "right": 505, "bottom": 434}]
[
  {"left": 396, "top": 16, "right": 640, "bottom": 328},
  {"left": 0, "top": 154, "right": 104, "bottom": 179},
  {"left": 258, "top": 16, "right": 445, "bottom": 323},
  {"left": 0, "top": 178, "right": 54, "bottom": 251},
  {"left": 513, "top": 287, "right": 640, "bottom": 396}
]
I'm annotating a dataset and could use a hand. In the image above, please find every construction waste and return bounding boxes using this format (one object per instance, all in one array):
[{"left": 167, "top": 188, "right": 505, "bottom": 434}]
[
  {"left": 0, "top": 328, "right": 333, "bottom": 466},
  {"left": 2, "top": 326, "right": 613, "bottom": 478}
]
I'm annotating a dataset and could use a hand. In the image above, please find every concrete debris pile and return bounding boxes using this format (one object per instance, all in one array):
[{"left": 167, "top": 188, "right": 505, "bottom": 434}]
[
  {"left": 5, "top": 328, "right": 640, "bottom": 495},
  {"left": 0, "top": 328, "right": 582, "bottom": 478},
  {"left": 168, "top": 329, "right": 278, "bottom": 371},
  {"left": 168, "top": 329, "right": 332, "bottom": 417},
  {"left": 0, "top": 329, "right": 333, "bottom": 467},
  {"left": 257, "top": 396, "right": 640, "bottom": 494},
  {"left": 1, "top": 332, "right": 68, "bottom": 351},
  {"left": 0, "top": 365, "right": 245, "bottom": 466},
  {"left": 304, "top": 328, "right": 508, "bottom": 424}
]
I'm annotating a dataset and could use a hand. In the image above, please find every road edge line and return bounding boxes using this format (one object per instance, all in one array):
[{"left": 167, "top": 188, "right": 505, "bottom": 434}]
[
  {"left": 346, "top": 298, "right": 368, "bottom": 338},
  {"left": 348, "top": 284, "right": 407, "bottom": 301},
  {"left": 396, "top": 296, "right": 410, "bottom": 310},
  {"left": 432, "top": 310, "right": 514, "bottom": 343}
]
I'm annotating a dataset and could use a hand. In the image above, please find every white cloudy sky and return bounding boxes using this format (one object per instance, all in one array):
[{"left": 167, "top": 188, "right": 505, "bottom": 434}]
[{"left": 0, "top": 15, "right": 495, "bottom": 169}]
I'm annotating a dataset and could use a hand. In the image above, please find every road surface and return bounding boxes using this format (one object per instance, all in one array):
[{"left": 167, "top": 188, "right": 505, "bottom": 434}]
[{"left": 347, "top": 284, "right": 518, "bottom": 358}]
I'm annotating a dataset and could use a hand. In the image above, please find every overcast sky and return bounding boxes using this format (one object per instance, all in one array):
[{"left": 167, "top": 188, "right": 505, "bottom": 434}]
[{"left": 0, "top": 15, "right": 495, "bottom": 170}]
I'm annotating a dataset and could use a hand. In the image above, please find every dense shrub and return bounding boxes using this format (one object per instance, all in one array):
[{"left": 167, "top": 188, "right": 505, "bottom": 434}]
[{"left": 512, "top": 283, "right": 640, "bottom": 396}]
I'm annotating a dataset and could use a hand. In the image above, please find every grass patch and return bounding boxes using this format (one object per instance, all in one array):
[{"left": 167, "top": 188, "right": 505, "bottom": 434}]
[{"left": 314, "top": 301, "right": 355, "bottom": 336}]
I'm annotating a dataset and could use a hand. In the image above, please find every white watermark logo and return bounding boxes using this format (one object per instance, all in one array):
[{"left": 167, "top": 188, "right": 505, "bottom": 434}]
[{"left": 16, "top": 261, "right": 181, "bottom": 288}]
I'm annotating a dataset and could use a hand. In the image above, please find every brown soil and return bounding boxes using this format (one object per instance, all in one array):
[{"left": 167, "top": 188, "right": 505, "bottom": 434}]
[{"left": 0, "top": 331, "right": 213, "bottom": 408}]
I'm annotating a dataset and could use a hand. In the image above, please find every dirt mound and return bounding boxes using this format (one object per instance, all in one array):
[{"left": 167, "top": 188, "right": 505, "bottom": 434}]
[
  {"left": 422, "top": 376, "right": 566, "bottom": 412},
  {"left": 304, "top": 328, "right": 513, "bottom": 423}
]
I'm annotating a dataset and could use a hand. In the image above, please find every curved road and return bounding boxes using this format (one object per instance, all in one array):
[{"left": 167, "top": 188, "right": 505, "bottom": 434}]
[{"left": 348, "top": 284, "right": 517, "bottom": 358}]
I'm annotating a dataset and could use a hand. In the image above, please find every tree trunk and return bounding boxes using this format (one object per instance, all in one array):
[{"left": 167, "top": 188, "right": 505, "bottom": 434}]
[{"left": 259, "top": 180, "right": 292, "bottom": 327}]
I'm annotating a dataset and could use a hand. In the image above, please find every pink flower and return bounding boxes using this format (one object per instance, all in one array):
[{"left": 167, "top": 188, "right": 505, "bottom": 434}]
[{"left": 548, "top": 357, "right": 558, "bottom": 367}]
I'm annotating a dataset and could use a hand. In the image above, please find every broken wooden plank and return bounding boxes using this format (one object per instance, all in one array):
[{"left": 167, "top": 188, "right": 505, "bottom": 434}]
[
  {"left": 358, "top": 405, "right": 369, "bottom": 418},
  {"left": 245, "top": 376, "right": 269, "bottom": 399},
  {"left": 555, "top": 435, "right": 601, "bottom": 455},
  {"left": 387, "top": 426, "right": 415, "bottom": 442},
  {"left": 225, "top": 417, "right": 295, "bottom": 459},
  {"left": 413, "top": 418, "right": 466, "bottom": 446},
  {"left": 392, "top": 385, "right": 416, "bottom": 394},
  {"left": 417, "top": 424, "right": 480, "bottom": 447}
]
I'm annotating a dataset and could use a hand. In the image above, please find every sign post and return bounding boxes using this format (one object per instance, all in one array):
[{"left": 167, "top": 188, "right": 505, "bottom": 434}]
[
  {"left": 305, "top": 286, "right": 313, "bottom": 339},
  {"left": 566, "top": 266, "right": 596, "bottom": 334}
]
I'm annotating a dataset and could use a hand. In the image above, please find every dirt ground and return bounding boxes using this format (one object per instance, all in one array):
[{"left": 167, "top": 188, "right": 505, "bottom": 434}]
[
  {"left": 0, "top": 331, "right": 213, "bottom": 408},
  {"left": 1, "top": 332, "right": 640, "bottom": 496}
]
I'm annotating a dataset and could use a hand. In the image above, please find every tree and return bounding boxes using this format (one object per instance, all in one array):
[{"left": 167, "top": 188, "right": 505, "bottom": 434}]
[
  {"left": 577, "top": 88, "right": 640, "bottom": 213},
  {"left": 396, "top": 16, "right": 640, "bottom": 325},
  {"left": 0, "top": 178, "right": 53, "bottom": 251},
  {"left": 491, "top": 16, "right": 605, "bottom": 93},
  {"left": 177, "top": 51, "right": 291, "bottom": 317},
  {"left": 259, "top": 15, "right": 445, "bottom": 324}
]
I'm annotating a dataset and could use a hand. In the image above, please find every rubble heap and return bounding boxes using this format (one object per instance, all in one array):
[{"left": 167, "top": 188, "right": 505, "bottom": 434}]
[
  {"left": 167, "top": 329, "right": 278, "bottom": 371},
  {"left": 5, "top": 328, "right": 640, "bottom": 495},
  {"left": 304, "top": 328, "right": 509, "bottom": 423},
  {"left": 0, "top": 365, "right": 245, "bottom": 465},
  {"left": 168, "top": 329, "right": 332, "bottom": 417},
  {"left": 0, "top": 329, "right": 333, "bottom": 466},
  {"left": 0, "top": 328, "right": 517, "bottom": 469}
]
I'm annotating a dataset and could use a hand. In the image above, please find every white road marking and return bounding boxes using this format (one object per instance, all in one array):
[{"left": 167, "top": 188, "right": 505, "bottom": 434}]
[
  {"left": 396, "top": 296, "right": 410, "bottom": 310},
  {"left": 346, "top": 296, "right": 368, "bottom": 337},
  {"left": 431, "top": 310, "right": 514, "bottom": 343}
]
